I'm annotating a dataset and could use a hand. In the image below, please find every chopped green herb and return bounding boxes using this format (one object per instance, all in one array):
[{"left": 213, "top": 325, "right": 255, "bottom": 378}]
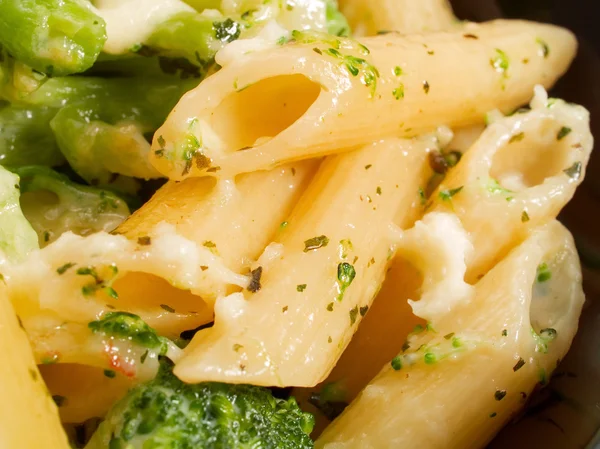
[
  {"left": 424, "top": 353, "right": 437, "bottom": 364},
  {"left": 297, "top": 284, "right": 307, "bottom": 292},
  {"left": 233, "top": 344, "right": 243, "bottom": 352},
  {"left": 495, "top": 390, "right": 507, "bottom": 401},
  {"left": 513, "top": 357, "right": 526, "bottom": 372},
  {"left": 391, "top": 356, "right": 402, "bottom": 371},
  {"left": 104, "top": 369, "right": 116, "bottom": 378},
  {"left": 56, "top": 262, "right": 75, "bottom": 275},
  {"left": 137, "top": 236, "right": 152, "bottom": 246},
  {"left": 140, "top": 350, "right": 149, "bottom": 364},
  {"left": 536, "top": 38, "right": 550, "bottom": 58},
  {"left": 42, "top": 354, "right": 60, "bottom": 365},
  {"left": 423, "top": 80, "right": 430, "bottom": 94},
  {"left": 160, "top": 304, "right": 175, "bottom": 313},
  {"left": 247, "top": 266, "right": 263, "bottom": 293},
  {"left": 451, "top": 337, "right": 462, "bottom": 348},
  {"left": 304, "top": 235, "right": 330, "bottom": 252},
  {"left": 376, "top": 186, "right": 382, "bottom": 195},
  {"left": 487, "top": 179, "right": 513, "bottom": 195},
  {"left": 444, "top": 332, "right": 455, "bottom": 340},
  {"left": 438, "top": 186, "right": 464, "bottom": 202},
  {"left": 349, "top": 306, "right": 359, "bottom": 325},
  {"left": 392, "top": 84, "right": 405, "bottom": 100},
  {"left": 365, "top": 164, "right": 372, "bottom": 170},
  {"left": 563, "top": 161, "right": 582, "bottom": 180},
  {"left": 490, "top": 49, "right": 510, "bottom": 75},
  {"left": 540, "top": 328, "right": 557, "bottom": 341},
  {"left": 203, "top": 241, "right": 216, "bottom": 248},
  {"left": 521, "top": 211, "right": 530, "bottom": 223},
  {"left": 280, "top": 221, "right": 289, "bottom": 229},
  {"left": 326, "top": 302, "right": 334, "bottom": 311},
  {"left": 359, "top": 305, "right": 369, "bottom": 317},
  {"left": 509, "top": 132, "right": 525, "bottom": 143},
  {"left": 557, "top": 127, "right": 572, "bottom": 140},
  {"left": 336, "top": 263, "right": 356, "bottom": 301},
  {"left": 538, "top": 368, "right": 548, "bottom": 386},
  {"left": 52, "top": 395, "right": 67, "bottom": 407},
  {"left": 339, "top": 239, "right": 354, "bottom": 259},
  {"left": 418, "top": 187, "right": 427, "bottom": 205},
  {"left": 88, "top": 312, "right": 169, "bottom": 353},
  {"left": 536, "top": 263, "right": 552, "bottom": 283},
  {"left": 502, "top": 329, "right": 508, "bottom": 337},
  {"left": 393, "top": 66, "right": 402, "bottom": 76},
  {"left": 282, "top": 306, "right": 289, "bottom": 313},
  {"left": 490, "top": 412, "right": 497, "bottom": 418}
]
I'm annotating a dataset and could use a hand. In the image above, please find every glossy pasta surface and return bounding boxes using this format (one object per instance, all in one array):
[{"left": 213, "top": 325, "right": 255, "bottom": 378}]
[{"left": 0, "top": 1, "right": 593, "bottom": 448}]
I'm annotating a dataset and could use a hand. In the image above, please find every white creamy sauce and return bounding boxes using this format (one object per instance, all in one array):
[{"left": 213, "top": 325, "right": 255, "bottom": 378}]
[
  {"left": 216, "top": 21, "right": 289, "bottom": 67},
  {"left": 93, "top": 0, "right": 195, "bottom": 54}
]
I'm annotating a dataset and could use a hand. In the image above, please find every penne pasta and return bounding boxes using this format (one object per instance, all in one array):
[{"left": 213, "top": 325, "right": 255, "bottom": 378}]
[
  {"left": 174, "top": 135, "right": 438, "bottom": 387},
  {"left": 316, "top": 217, "right": 585, "bottom": 449},
  {"left": 339, "top": 0, "right": 457, "bottom": 36},
  {"left": 0, "top": 284, "right": 70, "bottom": 449},
  {"left": 294, "top": 86, "right": 590, "bottom": 417},
  {"left": 117, "top": 160, "right": 318, "bottom": 291},
  {"left": 428, "top": 86, "right": 593, "bottom": 283},
  {"left": 150, "top": 20, "right": 576, "bottom": 180}
]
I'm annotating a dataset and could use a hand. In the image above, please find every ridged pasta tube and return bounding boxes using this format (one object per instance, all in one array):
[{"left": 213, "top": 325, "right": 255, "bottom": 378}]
[
  {"left": 317, "top": 218, "right": 584, "bottom": 449},
  {"left": 151, "top": 20, "right": 576, "bottom": 179}
]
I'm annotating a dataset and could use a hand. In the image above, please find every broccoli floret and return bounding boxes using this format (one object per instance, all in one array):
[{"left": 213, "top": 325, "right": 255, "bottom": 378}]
[
  {"left": 326, "top": 0, "right": 351, "bottom": 37},
  {"left": 88, "top": 312, "right": 168, "bottom": 354},
  {"left": 86, "top": 362, "right": 315, "bottom": 449}
]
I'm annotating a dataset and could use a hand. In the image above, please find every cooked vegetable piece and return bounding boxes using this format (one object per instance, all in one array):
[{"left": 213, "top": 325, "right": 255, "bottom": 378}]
[
  {"left": 0, "top": 105, "right": 64, "bottom": 167},
  {"left": 0, "top": 165, "right": 38, "bottom": 262},
  {"left": 12, "top": 166, "right": 130, "bottom": 246},
  {"left": 86, "top": 361, "right": 315, "bottom": 449},
  {"left": 0, "top": 0, "right": 107, "bottom": 76}
]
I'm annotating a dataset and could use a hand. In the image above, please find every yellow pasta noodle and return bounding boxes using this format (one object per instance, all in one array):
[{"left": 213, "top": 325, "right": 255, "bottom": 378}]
[
  {"left": 428, "top": 86, "right": 593, "bottom": 283},
  {"left": 339, "top": 0, "right": 457, "bottom": 36},
  {"left": 317, "top": 217, "right": 584, "bottom": 448},
  {"left": 174, "top": 134, "right": 437, "bottom": 387},
  {"left": 151, "top": 20, "right": 576, "bottom": 179},
  {"left": 0, "top": 284, "right": 70, "bottom": 449}
]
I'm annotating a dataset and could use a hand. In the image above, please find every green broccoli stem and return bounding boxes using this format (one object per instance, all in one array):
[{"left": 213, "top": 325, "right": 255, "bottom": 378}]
[
  {"left": 136, "top": 12, "right": 242, "bottom": 71},
  {"left": 10, "top": 166, "right": 130, "bottom": 246},
  {"left": 0, "top": 165, "right": 39, "bottom": 262},
  {"left": 0, "top": 104, "right": 65, "bottom": 167},
  {"left": 47, "top": 76, "right": 198, "bottom": 185},
  {"left": 0, "top": 0, "right": 107, "bottom": 77},
  {"left": 86, "top": 361, "right": 315, "bottom": 449}
]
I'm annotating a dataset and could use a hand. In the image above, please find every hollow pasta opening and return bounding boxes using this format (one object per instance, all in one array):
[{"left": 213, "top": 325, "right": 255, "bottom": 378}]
[
  {"left": 490, "top": 118, "right": 572, "bottom": 192},
  {"left": 112, "top": 272, "right": 213, "bottom": 337},
  {"left": 209, "top": 75, "right": 321, "bottom": 152}
]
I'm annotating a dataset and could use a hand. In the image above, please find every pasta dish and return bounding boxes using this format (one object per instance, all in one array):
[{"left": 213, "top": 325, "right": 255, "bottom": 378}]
[{"left": 0, "top": 0, "right": 593, "bottom": 448}]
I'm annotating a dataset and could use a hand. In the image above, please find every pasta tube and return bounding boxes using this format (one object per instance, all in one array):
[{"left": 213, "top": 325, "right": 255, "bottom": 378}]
[
  {"left": 117, "top": 161, "right": 318, "bottom": 284},
  {"left": 174, "top": 135, "right": 437, "bottom": 387},
  {"left": 0, "top": 284, "right": 70, "bottom": 449},
  {"left": 293, "top": 5, "right": 482, "bottom": 415},
  {"left": 428, "top": 86, "right": 593, "bottom": 282},
  {"left": 339, "top": 0, "right": 457, "bottom": 36},
  {"left": 317, "top": 218, "right": 584, "bottom": 449},
  {"left": 151, "top": 20, "right": 576, "bottom": 180}
]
